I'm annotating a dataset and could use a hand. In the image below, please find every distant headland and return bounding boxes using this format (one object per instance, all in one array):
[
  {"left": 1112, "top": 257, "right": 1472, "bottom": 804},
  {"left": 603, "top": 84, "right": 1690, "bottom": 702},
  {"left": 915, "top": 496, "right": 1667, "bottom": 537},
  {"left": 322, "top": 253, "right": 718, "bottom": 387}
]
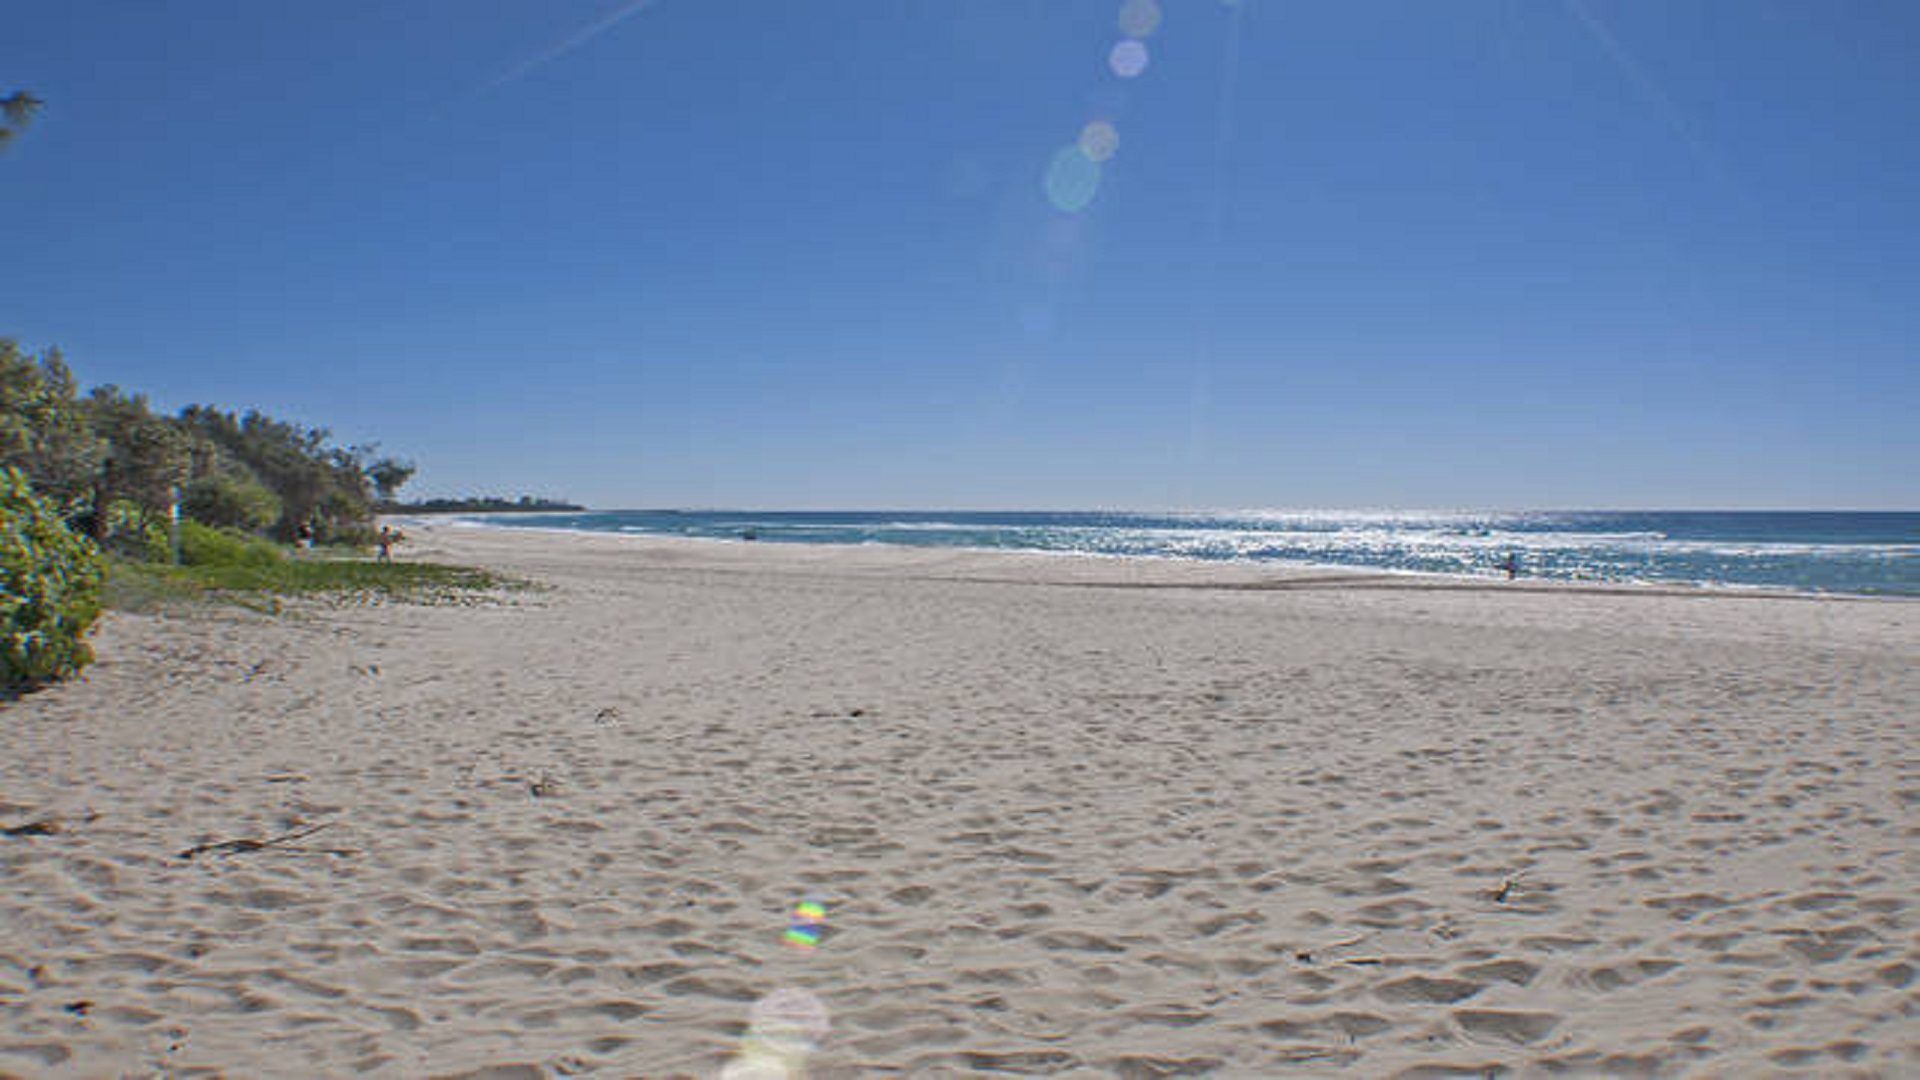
[{"left": 380, "top": 496, "right": 586, "bottom": 515}]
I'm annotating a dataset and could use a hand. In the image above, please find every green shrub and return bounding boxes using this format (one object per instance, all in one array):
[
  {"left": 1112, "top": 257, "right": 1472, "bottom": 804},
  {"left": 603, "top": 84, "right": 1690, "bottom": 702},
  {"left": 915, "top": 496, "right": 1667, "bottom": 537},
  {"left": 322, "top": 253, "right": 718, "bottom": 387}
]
[
  {"left": 179, "top": 520, "right": 283, "bottom": 568},
  {"left": 106, "top": 552, "right": 514, "bottom": 613},
  {"left": 102, "top": 499, "right": 170, "bottom": 562},
  {"left": 181, "top": 473, "right": 282, "bottom": 532},
  {"left": 328, "top": 522, "right": 377, "bottom": 549},
  {"left": 1, "top": 466, "right": 106, "bottom": 690}
]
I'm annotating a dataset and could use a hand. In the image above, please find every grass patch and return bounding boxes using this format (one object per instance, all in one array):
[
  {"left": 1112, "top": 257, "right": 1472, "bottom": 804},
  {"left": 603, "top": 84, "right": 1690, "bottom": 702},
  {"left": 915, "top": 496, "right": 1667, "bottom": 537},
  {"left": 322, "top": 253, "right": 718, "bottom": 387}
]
[{"left": 107, "top": 553, "right": 519, "bottom": 614}]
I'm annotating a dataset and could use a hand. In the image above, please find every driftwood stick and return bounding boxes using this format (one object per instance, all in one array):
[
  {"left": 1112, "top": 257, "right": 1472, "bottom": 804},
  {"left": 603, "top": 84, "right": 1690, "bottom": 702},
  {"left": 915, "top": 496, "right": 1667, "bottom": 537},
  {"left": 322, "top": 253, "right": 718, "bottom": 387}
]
[
  {"left": 177, "top": 822, "right": 351, "bottom": 860},
  {"left": 1492, "top": 873, "right": 1525, "bottom": 903},
  {"left": 3, "top": 810, "right": 96, "bottom": 838},
  {"left": 2, "top": 819, "right": 61, "bottom": 838}
]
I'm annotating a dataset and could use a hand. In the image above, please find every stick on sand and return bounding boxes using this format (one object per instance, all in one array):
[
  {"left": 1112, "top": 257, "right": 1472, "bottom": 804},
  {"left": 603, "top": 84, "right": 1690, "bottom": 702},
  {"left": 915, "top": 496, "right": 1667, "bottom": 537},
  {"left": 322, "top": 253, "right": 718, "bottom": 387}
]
[{"left": 177, "top": 822, "right": 357, "bottom": 860}]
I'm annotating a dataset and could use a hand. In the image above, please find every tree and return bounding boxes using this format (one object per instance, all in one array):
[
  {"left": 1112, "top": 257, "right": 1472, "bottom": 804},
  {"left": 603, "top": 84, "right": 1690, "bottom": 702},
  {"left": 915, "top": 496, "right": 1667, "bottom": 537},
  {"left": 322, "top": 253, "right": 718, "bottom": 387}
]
[
  {"left": 1, "top": 342, "right": 404, "bottom": 553},
  {"left": 177, "top": 405, "right": 376, "bottom": 540},
  {"left": 0, "top": 91, "right": 44, "bottom": 149},
  {"left": 0, "top": 340, "right": 104, "bottom": 517},
  {"left": 180, "top": 473, "right": 282, "bottom": 531},
  {"left": 366, "top": 457, "right": 416, "bottom": 502},
  {"left": 82, "top": 386, "right": 191, "bottom": 542}
]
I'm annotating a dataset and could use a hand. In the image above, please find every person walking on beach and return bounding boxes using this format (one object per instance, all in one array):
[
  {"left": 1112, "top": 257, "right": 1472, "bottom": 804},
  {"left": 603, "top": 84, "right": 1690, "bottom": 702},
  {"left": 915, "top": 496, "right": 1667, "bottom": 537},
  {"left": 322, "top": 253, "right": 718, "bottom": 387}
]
[
  {"left": 1499, "top": 551, "right": 1519, "bottom": 580},
  {"left": 377, "top": 525, "right": 399, "bottom": 563}
]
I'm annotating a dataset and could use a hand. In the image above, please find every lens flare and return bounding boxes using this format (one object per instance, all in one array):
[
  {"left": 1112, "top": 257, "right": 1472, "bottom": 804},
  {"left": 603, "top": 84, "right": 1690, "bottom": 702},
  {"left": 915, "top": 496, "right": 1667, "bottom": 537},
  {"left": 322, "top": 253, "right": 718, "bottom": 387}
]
[
  {"left": 722, "top": 987, "right": 831, "bottom": 1076},
  {"left": 750, "top": 987, "right": 831, "bottom": 1054},
  {"left": 719, "top": 1055, "right": 790, "bottom": 1080},
  {"left": 1118, "top": 0, "right": 1163, "bottom": 39},
  {"left": 1108, "top": 39, "right": 1149, "bottom": 78},
  {"left": 1039, "top": 214, "right": 1087, "bottom": 275},
  {"left": 785, "top": 898, "right": 829, "bottom": 948},
  {"left": 1043, "top": 144, "right": 1102, "bottom": 213},
  {"left": 1079, "top": 120, "right": 1120, "bottom": 163}
]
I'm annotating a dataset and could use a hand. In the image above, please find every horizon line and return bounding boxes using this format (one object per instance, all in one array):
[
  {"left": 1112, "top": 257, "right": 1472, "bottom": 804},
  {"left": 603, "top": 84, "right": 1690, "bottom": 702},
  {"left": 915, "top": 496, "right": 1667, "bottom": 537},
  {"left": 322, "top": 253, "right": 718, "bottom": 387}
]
[{"left": 407, "top": 504, "right": 1920, "bottom": 515}]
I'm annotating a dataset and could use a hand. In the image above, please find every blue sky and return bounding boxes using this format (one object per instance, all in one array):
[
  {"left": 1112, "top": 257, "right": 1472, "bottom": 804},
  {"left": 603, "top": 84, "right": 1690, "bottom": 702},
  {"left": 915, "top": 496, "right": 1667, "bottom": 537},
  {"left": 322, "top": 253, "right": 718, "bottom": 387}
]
[{"left": 3, "top": 1, "right": 1915, "bottom": 509}]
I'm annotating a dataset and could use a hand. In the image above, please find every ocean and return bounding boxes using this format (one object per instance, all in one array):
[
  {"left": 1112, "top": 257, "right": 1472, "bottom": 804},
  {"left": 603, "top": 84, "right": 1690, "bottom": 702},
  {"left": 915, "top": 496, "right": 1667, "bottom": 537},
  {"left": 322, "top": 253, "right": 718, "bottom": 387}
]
[{"left": 449, "top": 510, "right": 1920, "bottom": 597}]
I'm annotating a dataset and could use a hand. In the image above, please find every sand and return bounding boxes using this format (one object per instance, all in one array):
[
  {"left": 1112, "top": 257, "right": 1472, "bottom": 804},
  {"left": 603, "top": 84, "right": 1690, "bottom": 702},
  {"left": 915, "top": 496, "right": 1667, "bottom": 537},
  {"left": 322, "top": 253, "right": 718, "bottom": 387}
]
[{"left": 2, "top": 523, "right": 1915, "bottom": 1078}]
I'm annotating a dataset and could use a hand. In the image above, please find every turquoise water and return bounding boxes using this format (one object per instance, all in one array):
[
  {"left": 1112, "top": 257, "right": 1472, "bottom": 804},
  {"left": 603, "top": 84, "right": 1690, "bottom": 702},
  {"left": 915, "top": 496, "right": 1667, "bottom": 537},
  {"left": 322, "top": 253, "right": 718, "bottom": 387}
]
[{"left": 452, "top": 510, "right": 1920, "bottom": 597}]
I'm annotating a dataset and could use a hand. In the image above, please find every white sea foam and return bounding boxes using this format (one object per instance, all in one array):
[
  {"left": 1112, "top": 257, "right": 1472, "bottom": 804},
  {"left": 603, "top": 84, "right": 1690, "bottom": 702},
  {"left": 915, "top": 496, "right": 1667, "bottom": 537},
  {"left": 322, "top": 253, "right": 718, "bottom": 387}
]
[{"left": 451, "top": 511, "right": 1919, "bottom": 595}]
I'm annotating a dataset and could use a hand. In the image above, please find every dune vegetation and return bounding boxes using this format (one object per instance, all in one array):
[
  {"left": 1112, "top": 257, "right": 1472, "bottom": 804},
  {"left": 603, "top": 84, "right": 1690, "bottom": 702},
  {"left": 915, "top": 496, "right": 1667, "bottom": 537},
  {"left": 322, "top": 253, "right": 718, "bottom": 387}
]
[{"left": 2, "top": 339, "right": 515, "bottom": 686}]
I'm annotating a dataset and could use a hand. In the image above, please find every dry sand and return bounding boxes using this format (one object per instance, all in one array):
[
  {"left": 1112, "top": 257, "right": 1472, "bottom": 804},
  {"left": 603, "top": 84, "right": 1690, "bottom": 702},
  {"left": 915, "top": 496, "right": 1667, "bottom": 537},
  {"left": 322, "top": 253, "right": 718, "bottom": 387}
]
[{"left": 2, "top": 523, "right": 1915, "bottom": 1078}]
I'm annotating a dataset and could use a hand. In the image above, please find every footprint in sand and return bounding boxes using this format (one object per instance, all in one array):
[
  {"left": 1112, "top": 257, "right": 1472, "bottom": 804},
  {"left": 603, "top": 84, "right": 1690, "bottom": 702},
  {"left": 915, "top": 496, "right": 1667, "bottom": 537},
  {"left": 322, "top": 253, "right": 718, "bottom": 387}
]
[
  {"left": 1455, "top": 958, "right": 1539, "bottom": 986},
  {"left": 1452, "top": 1007, "right": 1562, "bottom": 1045},
  {"left": 1374, "top": 974, "right": 1485, "bottom": 1005}
]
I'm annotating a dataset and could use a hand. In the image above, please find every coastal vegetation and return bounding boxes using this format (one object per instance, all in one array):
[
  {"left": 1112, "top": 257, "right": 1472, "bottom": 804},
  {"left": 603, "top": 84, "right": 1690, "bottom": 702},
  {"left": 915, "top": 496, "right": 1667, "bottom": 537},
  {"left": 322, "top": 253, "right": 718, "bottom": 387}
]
[
  {"left": 3, "top": 339, "right": 404, "bottom": 548},
  {"left": 0, "top": 90, "right": 43, "bottom": 149},
  {"left": 106, "top": 538, "right": 509, "bottom": 615},
  {"left": 1, "top": 467, "right": 104, "bottom": 690},
  {"left": 2, "top": 338, "right": 514, "bottom": 681}
]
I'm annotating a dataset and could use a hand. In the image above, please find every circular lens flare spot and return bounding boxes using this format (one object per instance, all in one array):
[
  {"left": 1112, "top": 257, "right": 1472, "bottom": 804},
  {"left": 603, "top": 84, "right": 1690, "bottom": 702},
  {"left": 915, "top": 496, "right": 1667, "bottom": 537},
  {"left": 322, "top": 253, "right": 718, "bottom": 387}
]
[
  {"left": 1108, "top": 39, "right": 1149, "bottom": 78},
  {"left": 1118, "top": 0, "right": 1163, "bottom": 39},
  {"left": 1043, "top": 145, "right": 1102, "bottom": 213},
  {"left": 1079, "top": 120, "right": 1120, "bottom": 163},
  {"left": 719, "top": 1055, "right": 790, "bottom": 1080},
  {"left": 785, "top": 898, "right": 829, "bottom": 949},
  {"left": 723, "top": 987, "right": 830, "bottom": 1077},
  {"left": 750, "top": 988, "right": 831, "bottom": 1056}
]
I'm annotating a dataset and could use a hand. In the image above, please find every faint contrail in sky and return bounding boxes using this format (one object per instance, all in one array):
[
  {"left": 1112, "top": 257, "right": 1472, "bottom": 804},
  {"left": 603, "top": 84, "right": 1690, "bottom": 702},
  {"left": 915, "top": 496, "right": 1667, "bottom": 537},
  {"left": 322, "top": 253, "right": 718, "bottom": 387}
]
[
  {"left": 485, "top": 0, "right": 666, "bottom": 91},
  {"left": 1562, "top": 0, "right": 1726, "bottom": 179},
  {"left": 1207, "top": 0, "right": 1246, "bottom": 247}
]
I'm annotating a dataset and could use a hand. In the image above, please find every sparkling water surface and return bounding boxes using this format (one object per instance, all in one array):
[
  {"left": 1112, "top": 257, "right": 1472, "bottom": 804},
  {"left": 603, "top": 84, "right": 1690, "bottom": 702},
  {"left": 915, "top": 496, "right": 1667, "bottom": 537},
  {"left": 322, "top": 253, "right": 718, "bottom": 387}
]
[{"left": 450, "top": 510, "right": 1919, "bottom": 597}]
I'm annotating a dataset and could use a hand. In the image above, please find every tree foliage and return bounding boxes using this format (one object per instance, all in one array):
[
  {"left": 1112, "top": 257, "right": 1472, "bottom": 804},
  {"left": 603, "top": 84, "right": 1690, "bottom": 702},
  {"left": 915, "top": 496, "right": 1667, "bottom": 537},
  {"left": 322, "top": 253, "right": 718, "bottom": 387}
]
[
  {"left": 2, "top": 466, "right": 105, "bottom": 690},
  {"left": 180, "top": 473, "right": 282, "bottom": 531},
  {"left": 2, "top": 339, "right": 394, "bottom": 555},
  {"left": 176, "top": 405, "right": 376, "bottom": 540},
  {"left": 0, "top": 90, "right": 43, "bottom": 149},
  {"left": 365, "top": 457, "right": 416, "bottom": 502},
  {"left": 0, "top": 340, "right": 104, "bottom": 515},
  {"left": 83, "top": 385, "right": 191, "bottom": 539}
]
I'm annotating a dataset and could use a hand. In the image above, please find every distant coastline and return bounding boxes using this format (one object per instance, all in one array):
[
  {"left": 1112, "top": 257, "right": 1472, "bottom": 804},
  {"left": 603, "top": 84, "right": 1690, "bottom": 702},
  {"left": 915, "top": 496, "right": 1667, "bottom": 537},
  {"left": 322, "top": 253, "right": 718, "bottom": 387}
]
[
  {"left": 439, "top": 508, "right": 1920, "bottom": 597},
  {"left": 379, "top": 497, "right": 584, "bottom": 515}
]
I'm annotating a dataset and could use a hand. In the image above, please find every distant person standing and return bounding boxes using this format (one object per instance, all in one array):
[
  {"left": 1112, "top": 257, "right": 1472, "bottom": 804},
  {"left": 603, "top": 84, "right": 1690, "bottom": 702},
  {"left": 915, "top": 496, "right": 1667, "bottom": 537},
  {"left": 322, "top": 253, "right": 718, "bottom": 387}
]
[
  {"left": 377, "top": 525, "right": 400, "bottom": 562},
  {"left": 295, "top": 520, "right": 315, "bottom": 552},
  {"left": 1499, "top": 551, "right": 1519, "bottom": 580}
]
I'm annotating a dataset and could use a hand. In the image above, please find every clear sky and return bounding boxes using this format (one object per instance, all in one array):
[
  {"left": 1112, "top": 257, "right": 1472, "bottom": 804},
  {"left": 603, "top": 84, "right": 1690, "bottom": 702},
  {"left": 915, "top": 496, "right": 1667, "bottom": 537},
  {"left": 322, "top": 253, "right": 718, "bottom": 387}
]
[{"left": 4, "top": 1, "right": 1916, "bottom": 509}]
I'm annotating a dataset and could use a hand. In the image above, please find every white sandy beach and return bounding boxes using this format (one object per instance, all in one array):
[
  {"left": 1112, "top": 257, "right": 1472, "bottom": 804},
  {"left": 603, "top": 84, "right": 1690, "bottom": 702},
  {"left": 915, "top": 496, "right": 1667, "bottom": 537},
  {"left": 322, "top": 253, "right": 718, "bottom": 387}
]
[{"left": 2, "top": 523, "right": 1915, "bottom": 1077}]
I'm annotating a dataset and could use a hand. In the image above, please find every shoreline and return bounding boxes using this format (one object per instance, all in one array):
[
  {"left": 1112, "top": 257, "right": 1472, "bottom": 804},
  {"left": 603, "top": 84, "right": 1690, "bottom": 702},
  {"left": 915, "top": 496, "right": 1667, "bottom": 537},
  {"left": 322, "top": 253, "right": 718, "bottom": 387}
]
[
  {"left": 5, "top": 522, "right": 1915, "bottom": 1075},
  {"left": 397, "top": 515, "right": 1920, "bottom": 604}
]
